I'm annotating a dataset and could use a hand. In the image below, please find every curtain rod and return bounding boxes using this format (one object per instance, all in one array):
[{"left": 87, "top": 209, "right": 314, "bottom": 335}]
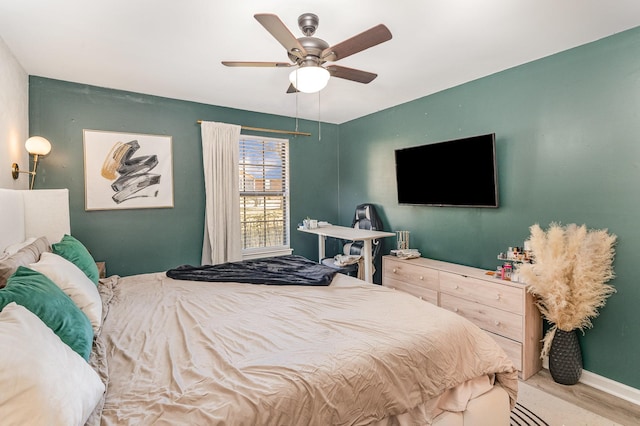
[{"left": 196, "top": 120, "right": 311, "bottom": 137}]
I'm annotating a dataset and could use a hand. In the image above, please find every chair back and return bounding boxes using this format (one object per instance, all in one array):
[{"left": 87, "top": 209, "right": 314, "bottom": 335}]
[
  {"left": 351, "top": 203, "right": 383, "bottom": 231},
  {"left": 344, "top": 204, "right": 384, "bottom": 261}
]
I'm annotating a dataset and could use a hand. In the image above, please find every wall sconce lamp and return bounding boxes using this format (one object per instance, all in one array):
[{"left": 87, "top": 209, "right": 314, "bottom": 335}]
[{"left": 11, "top": 136, "right": 52, "bottom": 190}]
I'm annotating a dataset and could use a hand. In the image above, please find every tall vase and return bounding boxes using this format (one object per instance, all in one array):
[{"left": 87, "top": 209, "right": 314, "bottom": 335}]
[{"left": 548, "top": 328, "right": 583, "bottom": 385}]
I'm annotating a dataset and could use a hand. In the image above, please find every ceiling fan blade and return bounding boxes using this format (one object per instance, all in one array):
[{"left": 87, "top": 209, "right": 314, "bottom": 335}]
[
  {"left": 326, "top": 65, "right": 377, "bottom": 84},
  {"left": 222, "top": 61, "right": 293, "bottom": 68},
  {"left": 254, "top": 13, "right": 308, "bottom": 59},
  {"left": 322, "top": 24, "right": 392, "bottom": 62}
]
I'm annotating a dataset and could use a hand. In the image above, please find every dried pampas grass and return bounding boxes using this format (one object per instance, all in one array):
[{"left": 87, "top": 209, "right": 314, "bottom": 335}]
[{"left": 517, "top": 223, "right": 616, "bottom": 357}]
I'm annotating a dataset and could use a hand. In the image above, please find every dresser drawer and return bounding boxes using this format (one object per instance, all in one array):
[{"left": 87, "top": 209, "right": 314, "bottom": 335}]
[
  {"left": 383, "top": 258, "right": 439, "bottom": 291},
  {"left": 440, "top": 293, "right": 523, "bottom": 341},
  {"left": 439, "top": 271, "right": 523, "bottom": 315},
  {"left": 383, "top": 276, "right": 439, "bottom": 305},
  {"left": 487, "top": 332, "right": 522, "bottom": 372}
]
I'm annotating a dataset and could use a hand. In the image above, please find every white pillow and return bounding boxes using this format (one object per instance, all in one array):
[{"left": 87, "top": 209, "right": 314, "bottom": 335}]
[
  {"left": 0, "top": 302, "right": 105, "bottom": 426},
  {"left": 30, "top": 252, "right": 103, "bottom": 331}
]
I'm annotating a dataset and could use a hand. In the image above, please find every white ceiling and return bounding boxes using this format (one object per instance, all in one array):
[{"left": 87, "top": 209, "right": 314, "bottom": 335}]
[{"left": 2, "top": 1, "right": 640, "bottom": 124}]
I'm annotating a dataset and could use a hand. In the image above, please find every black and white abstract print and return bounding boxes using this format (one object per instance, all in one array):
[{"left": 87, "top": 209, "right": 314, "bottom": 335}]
[{"left": 83, "top": 130, "right": 174, "bottom": 210}]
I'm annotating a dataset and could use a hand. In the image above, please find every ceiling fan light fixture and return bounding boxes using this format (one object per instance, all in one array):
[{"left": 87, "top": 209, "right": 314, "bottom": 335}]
[{"left": 289, "top": 66, "right": 330, "bottom": 93}]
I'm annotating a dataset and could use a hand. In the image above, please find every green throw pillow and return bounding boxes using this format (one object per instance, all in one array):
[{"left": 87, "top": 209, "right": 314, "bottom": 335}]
[
  {"left": 0, "top": 267, "right": 94, "bottom": 360},
  {"left": 52, "top": 234, "right": 99, "bottom": 285}
]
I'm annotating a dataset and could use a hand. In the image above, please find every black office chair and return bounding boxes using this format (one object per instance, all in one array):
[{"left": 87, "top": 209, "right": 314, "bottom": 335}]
[{"left": 321, "top": 203, "right": 384, "bottom": 278}]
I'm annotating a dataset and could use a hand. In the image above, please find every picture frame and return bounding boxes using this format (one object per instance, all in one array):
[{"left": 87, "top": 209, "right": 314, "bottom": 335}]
[{"left": 83, "top": 129, "right": 174, "bottom": 211}]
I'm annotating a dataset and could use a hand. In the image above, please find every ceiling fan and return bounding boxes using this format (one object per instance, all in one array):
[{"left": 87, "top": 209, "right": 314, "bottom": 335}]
[{"left": 222, "top": 13, "right": 392, "bottom": 94}]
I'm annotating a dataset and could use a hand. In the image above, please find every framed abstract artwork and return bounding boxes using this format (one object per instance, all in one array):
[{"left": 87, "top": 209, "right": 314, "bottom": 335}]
[{"left": 83, "top": 129, "right": 174, "bottom": 210}]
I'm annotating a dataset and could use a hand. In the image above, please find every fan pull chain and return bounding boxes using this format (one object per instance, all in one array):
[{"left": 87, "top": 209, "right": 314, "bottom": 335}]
[
  {"left": 294, "top": 82, "right": 299, "bottom": 133},
  {"left": 318, "top": 90, "right": 322, "bottom": 141}
]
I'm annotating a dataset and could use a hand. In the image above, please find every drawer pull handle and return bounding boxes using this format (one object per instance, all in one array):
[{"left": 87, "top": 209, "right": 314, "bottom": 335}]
[
  {"left": 454, "top": 285, "right": 459, "bottom": 289},
  {"left": 496, "top": 294, "right": 501, "bottom": 300},
  {"left": 495, "top": 320, "right": 500, "bottom": 326},
  {"left": 392, "top": 268, "right": 397, "bottom": 273},
  {"left": 419, "top": 276, "right": 424, "bottom": 280},
  {"left": 454, "top": 308, "right": 459, "bottom": 313},
  {"left": 419, "top": 296, "right": 423, "bottom": 300}
]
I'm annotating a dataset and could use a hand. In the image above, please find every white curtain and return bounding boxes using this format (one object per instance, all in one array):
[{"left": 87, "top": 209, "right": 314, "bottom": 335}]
[{"left": 200, "top": 121, "right": 242, "bottom": 265}]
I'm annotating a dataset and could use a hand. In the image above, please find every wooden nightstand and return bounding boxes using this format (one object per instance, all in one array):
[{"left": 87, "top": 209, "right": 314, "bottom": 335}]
[{"left": 96, "top": 261, "right": 106, "bottom": 279}]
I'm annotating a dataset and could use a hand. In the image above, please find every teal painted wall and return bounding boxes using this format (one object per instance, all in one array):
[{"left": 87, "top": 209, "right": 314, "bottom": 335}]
[
  {"left": 339, "top": 27, "right": 640, "bottom": 388},
  {"left": 30, "top": 77, "right": 339, "bottom": 276}
]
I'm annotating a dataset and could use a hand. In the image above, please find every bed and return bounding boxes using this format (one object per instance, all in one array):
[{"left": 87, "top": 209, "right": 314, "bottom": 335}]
[{"left": 0, "top": 188, "right": 518, "bottom": 425}]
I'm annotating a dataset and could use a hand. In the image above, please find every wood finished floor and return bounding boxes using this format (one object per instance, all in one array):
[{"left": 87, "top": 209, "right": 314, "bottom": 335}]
[{"left": 523, "top": 370, "right": 640, "bottom": 425}]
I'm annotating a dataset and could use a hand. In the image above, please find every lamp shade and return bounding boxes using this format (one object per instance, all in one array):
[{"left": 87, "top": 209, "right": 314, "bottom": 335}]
[
  {"left": 289, "top": 66, "right": 330, "bottom": 93},
  {"left": 25, "top": 136, "right": 51, "bottom": 156}
]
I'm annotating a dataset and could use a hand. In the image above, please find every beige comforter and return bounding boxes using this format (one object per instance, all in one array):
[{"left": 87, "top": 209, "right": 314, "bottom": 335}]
[{"left": 88, "top": 272, "right": 517, "bottom": 425}]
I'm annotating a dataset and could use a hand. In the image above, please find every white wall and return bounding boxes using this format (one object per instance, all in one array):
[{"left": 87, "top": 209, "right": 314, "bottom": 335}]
[{"left": 0, "top": 36, "right": 28, "bottom": 189}]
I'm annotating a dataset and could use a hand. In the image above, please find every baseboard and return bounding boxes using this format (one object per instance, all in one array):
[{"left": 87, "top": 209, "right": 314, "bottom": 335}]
[
  {"left": 542, "top": 356, "right": 640, "bottom": 406},
  {"left": 580, "top": 370, "right": 640, "bottom": 406}
]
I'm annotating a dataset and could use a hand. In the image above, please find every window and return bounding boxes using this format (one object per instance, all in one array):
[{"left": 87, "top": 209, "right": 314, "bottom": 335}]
[{"left": 239, "top": 135, "right": 291, "bottom": 258}]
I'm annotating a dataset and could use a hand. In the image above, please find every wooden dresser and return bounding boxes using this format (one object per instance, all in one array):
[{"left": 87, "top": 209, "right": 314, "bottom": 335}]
[{"left": 382, "top": 255, "right": 542, "bottom": 380}]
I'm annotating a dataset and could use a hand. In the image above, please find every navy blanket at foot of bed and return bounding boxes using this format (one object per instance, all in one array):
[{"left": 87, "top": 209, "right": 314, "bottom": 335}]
[{"left": 166, "top": 255, "right": 339, "bottom": 286}]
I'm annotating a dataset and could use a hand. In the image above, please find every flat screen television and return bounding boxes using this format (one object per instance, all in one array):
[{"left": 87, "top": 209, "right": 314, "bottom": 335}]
[{"left": 394, "top": 133, "right": 499, "bottom": 208}]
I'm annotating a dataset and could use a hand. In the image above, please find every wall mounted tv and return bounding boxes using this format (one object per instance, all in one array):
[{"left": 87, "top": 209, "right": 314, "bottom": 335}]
[{"left": 394, "top": 133, "right": 499, "bottom": 208}]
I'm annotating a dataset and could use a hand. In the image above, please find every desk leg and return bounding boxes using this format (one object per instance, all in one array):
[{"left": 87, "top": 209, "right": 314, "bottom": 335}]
[
  {"left": 363, "top": 240, "right": 373, "bottom": 283},
  {"left": 317, "top": 235, "right": 326, "bottom": 263}
]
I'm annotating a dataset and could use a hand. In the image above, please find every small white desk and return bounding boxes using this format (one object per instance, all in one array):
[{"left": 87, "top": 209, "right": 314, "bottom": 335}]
[{"left": 299, "top": 225, "right": 395, "bottom": 283}]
